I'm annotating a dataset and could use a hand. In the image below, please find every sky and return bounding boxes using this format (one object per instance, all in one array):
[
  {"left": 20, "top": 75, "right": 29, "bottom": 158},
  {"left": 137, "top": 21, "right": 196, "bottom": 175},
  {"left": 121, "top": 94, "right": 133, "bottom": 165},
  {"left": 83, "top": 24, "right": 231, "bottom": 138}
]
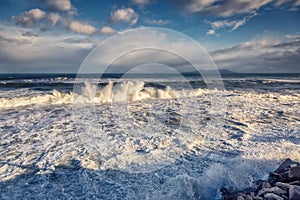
[{"left": 0, "top": 0, "right": 299, "bottom": 73}]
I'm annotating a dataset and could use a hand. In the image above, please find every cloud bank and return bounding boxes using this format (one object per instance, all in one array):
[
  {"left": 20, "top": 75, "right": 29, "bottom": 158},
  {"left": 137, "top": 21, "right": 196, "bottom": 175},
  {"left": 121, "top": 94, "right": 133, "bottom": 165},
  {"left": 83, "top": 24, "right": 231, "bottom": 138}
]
[
  {"left": 1, "top": 27, "right": 299, "bottom": 73},
  {"left": 0, "top": 26, "right": 96, "bottom": 73},
  {"left": 211, "top": 36, "right": 300, "bottom": 72}
]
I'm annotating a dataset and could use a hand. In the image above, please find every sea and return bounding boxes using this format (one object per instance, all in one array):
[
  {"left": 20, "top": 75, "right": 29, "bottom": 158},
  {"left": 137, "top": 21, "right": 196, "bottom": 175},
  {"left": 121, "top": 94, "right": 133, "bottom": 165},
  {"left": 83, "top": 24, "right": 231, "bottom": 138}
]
[{"left": 0, "top": 73, "right": 299, "bottom": 199}]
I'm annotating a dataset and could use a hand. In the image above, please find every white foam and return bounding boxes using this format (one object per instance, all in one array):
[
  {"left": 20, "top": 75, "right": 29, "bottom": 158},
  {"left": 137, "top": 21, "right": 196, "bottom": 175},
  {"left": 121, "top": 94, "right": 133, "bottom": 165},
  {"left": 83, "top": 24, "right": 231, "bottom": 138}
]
[
  {"left": 1, "top": 78, "right": 300, "bottom": 199},
  {"left": 0, "top": 81, "right": 208, "bottom": 109}
]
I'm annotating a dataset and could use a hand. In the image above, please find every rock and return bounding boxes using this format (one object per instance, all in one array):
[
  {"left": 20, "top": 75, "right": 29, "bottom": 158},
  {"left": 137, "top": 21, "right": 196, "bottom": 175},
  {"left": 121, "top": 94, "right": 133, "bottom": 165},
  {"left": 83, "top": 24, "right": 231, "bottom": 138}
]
[
  {"left": 290, "top": 164, "right": 298, "bottom": 168},
  {"left": 221, "top": 159, "right": 300, "bottom": 200},
  {"left": 269, "top": 172, "right": 290, "bottom": 183},
  {"left": 289, "top": 180, "right": 300, "bottom": 186},
  {"left": 276, "top": 182, "right": 292, "bottom": 189},
  {"left": 220, "top": 187, "right": 253, "bottom": 200},
  {"left": 262, "top": 182, "right": 272, "bottom": 189},
  {"left": 274, "top": 158, "right": 299, "bottom": 174},
  {"left": 289, "top": 166, "right": 300, "bottom": 179},
  {"left": 237, "top": 196, "right": 245, "bottom": 200},
  {"left": 258, "top": 187, "right": 286, "bottom": 196},
  {"left": 245, "top": 195, "right": 253, "bottom": 200},
  {"left": 253, "top": 197, "right": 263, "bottom": 200},
  {"left": 289, "top": 185, "right": 300, "bottom": 200},
  {"left": 264, "top": 193, "right": 284, "bottom": 200}
]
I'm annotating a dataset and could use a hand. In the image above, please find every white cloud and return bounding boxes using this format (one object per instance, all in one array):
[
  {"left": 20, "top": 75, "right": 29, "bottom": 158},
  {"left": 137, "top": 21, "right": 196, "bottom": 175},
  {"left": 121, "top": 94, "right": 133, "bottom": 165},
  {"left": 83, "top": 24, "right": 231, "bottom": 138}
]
[
  {"left": 173, "top": 0, "right": 272, "bottom": 17},
  {"left": 132, "top": 0, "right": 151, "bottom": 6},
  {"left": 274, "top": 0, "right": 300, "bottom": 6},
  {"left": 100, "top": 26, "right": 118, "bottom": 35},
  {"left": 144, "top": 19, "right": 170, "bottom": 25},
  {"left": 206, "top": 13, "right": 256, "bottom": 35},
  {"left": 47, "top": 0, "right": 72, "bottom": 11},
  {"left": 46, "top": 13, "right": 60, "bottom": 26},
  {"left": 110, "top": 8, "right": 139, "bottom": 25},
  {"left": 210, "top": 18, "right": 245, "bottom": 31},
  {"left": 69, "top": 21, "right": 96, "bottom": 35},
  {"left": 13, "top": 9, "right": 46, "bottom": 28},
  {"left": 274, "top": 0, "right": 291, "bottom": 6},
  {"left": 206, "top": 29, "right": 216, "bottom": 35}
]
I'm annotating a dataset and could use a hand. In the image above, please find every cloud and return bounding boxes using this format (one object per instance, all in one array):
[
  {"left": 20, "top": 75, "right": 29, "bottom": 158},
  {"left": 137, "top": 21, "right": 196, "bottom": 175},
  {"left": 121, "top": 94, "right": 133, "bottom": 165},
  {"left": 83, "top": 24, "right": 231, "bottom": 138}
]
[
  {"left": 22, "top": 31, "right": 39, "bottom": 37},
  {"left": 109, "top": 8, "right": 139, "bottom": 25},
  {"left": 46, "top": 13, "right": 60, "bottom": 26},
  {"left": 100, "top": 26, "right": 118, "bottom": 35},
  {"left": 132, "top": 0, "right": 152, "bottom": 6},
  {"left": 144, "top": 19, "right": 170, "bottom": 25},
  {"left": 47, "top": 0, "right": 72, "bottom": 11},
  {"left": 274, "top": 0, "right": 300, "bottom": 6},
  {"left": 206, "top": 13, "right": 256, "bottom": 35},
  {"left": 210, "top": 36, "right": 300, "bottom": 72},
  {"left": 274, "top": 0, "right": 300, "bottom": 11},
  {"left": 0, "top": 26, "right": 96, "bottom": 73},
  {"left": 1, "top": 25, "right": 299, "bottom": 73},
  {"left": 206, "top": 29, "right": 216, "bottom": 35},
  {"left": 13, "top": 8, "right": 46, "bottom": 28},
  {"left": 69, "top": 21, "right": 96, "bottom": 35},
  {"left": 171, "top": 0, "right": 272, "bottom": 17}
]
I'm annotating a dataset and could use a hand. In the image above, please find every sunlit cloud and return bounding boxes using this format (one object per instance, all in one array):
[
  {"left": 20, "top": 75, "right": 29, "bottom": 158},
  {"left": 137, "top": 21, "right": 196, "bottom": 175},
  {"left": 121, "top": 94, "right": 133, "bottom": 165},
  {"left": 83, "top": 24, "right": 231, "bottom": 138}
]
[
  {"left": 100, "top": 26, "right": 118, "bottom": 35},
  {"left": 109, "top": 8, "right": 139, "bottom": 25},
  {"left": 46, "top": 13, "right": 61, "bottom": 26},
  {"left": 47, "top": 0, "right": 72, "bottom": 11},
  {"left": 13, "top": 9, "right": 46, "bottom": 28},
  {"left": 68, "top": 21, "right": 97, "bottom": 35}
]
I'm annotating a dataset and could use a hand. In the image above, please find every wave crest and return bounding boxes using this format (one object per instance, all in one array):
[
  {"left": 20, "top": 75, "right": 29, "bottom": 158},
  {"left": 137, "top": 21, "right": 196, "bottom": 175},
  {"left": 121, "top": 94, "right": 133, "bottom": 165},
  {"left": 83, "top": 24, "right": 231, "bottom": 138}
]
[{"left": 0, "top": 81, "right": 207, "bottom": 109}]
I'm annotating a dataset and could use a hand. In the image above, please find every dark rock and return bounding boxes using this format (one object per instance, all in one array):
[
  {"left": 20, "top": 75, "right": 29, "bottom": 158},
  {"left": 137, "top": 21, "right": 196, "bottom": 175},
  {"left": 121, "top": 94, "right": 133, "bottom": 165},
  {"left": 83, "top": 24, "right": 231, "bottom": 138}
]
[
  {"left": 289, "top": 180, "right": 300, "bottom": 186},
  {"left": 262, "top": 182, "right": 272, "bottom": 189},
  {"left": 269, "top": 173, "right": 281, "bottom": 185},
  {"left": 289, "top": 166, "right": 300, "bottom": 179},
  {"left": 220, "top": 187, "right": 256, "bottom": 200},
  {"left": 245, "top": 195, "right": 253, "bottom": 200},
  {"left": 269, "top": 171, "right": 291, "bottom": 184},
  {"left": 255, "top": 180, "right": 266, "bottom": 190},
  {"left": 289, "top": 185, "right": 300, "bottom": 200},
  {"left": 275, "top": 158, "right": 299, "bottom": 174},
  {"left": 221, "top": 159, "right": 300, "bottom": 200}
]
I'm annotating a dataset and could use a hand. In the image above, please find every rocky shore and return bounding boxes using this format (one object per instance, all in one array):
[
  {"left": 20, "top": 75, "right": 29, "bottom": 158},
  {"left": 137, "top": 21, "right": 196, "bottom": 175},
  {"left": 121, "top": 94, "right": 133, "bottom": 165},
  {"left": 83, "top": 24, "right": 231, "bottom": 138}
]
[{"left": 221, "top": 158, "right": 300, "bottom": 200}]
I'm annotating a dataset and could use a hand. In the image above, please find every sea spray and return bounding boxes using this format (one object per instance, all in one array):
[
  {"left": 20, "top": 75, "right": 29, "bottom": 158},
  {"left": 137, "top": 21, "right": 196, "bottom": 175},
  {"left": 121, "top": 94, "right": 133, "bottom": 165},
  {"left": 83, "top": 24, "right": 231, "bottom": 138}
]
[{"left": 0, "top": 81, "right": 209, "bottom": 109}]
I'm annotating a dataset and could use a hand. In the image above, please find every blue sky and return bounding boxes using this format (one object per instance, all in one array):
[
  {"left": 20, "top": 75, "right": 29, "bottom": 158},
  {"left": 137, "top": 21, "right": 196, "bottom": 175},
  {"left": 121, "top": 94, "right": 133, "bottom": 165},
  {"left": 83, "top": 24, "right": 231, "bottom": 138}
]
[{"left": 0, "top": 0, "right": 299, "bottom": 73}]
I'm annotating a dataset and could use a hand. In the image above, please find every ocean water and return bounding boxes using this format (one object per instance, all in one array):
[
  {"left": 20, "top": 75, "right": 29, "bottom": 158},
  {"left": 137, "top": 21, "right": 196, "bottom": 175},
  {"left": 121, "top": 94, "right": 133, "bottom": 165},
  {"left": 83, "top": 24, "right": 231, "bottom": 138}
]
[{"left": 0, "top": 73, "right": 300, "bottom": 199}]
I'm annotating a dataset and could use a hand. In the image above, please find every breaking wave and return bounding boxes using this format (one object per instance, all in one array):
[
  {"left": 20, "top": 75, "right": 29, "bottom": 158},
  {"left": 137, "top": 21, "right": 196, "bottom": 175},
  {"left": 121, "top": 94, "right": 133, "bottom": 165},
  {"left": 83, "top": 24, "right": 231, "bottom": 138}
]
[{"left": 0, "top": 81, "right": 207, "bottom": 109}]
